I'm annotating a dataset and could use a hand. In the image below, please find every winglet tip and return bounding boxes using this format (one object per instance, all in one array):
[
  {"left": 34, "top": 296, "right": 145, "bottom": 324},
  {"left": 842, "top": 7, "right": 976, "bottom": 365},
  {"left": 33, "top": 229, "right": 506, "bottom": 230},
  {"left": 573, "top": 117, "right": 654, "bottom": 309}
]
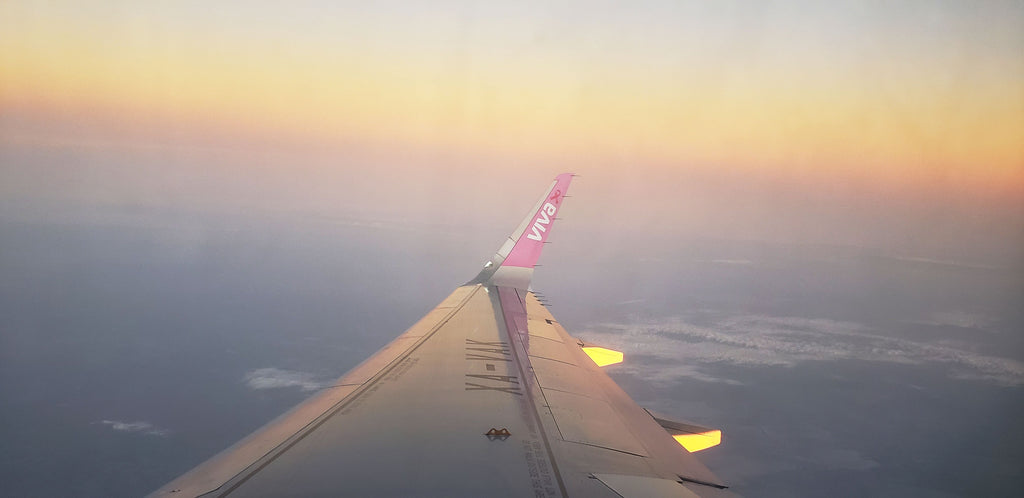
[
  {"left": 476, "top": 173, "right": 575, "bottom": 288},
  {"left": 500, "top": 174, "right": 573, "bottom": 270}
]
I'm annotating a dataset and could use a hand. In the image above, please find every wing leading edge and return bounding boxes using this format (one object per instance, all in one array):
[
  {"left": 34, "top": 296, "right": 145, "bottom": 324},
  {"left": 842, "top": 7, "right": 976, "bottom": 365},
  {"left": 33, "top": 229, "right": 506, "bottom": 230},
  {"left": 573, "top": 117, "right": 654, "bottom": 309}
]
[{"left": 151, "top": 174, "right": 731, "bottom": 497}]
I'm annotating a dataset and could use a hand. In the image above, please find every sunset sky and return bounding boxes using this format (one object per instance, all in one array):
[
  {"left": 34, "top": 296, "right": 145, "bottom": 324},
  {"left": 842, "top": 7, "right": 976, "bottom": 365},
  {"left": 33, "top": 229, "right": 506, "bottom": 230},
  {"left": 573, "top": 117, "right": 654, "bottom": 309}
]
[
  {"left": 2, "top": 1, "right": 1022, "bottom": 263},
  {"left": 2, "top": 3, "right": 1023, "bottom": 496}
]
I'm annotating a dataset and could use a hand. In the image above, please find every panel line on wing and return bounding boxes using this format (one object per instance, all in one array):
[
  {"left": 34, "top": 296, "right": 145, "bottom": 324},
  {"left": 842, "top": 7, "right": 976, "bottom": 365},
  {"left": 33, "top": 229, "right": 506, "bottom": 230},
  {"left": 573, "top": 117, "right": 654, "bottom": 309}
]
[
  {"left": 495, "top": 285, "right": 569, "bottom": 498},
  {"left": 562, "top": 440, "right": 649, "bottom": 458},
  {"left": 524, "top": 354, "right": 578, "bottom": 367}
]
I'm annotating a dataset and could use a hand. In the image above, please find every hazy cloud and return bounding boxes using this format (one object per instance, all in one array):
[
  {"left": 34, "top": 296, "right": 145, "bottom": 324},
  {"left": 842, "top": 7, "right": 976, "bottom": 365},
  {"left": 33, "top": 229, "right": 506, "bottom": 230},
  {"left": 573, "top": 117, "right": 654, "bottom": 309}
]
[
  {"left": 244, "top": 367, "right": 323, "bottom": 392},
  {"left": 908, "top": 310, "right": 996, "bottom": 331},
  {"left": 884, "top": 255, "right": 1000, "bottom": 271},
  {"left": 705, "top": 259, "right": 755, "bottom": 266},
  {"left": 99, "top": 420, "right": 168, "bottom": 436},
  {"left": 615, "top": 298, "right": 647, "bottom": 306}
]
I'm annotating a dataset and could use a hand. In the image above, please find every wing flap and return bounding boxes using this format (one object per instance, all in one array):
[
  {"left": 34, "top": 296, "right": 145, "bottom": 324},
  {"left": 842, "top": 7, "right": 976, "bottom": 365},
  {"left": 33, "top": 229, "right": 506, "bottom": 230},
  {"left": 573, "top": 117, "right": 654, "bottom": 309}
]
[
  {"left": 544, "top": 389, "right": 650, "bottom": 456},
  {"left": 520, "top": 291, "right": 730, "bottom": 490}
]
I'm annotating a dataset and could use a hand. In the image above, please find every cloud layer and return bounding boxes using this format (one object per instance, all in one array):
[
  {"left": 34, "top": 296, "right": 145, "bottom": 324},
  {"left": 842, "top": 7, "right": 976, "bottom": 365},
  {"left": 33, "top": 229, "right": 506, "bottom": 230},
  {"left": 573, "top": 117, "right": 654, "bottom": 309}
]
[
  {"left": 582, "top": 313, "right": 1024, "bottom": 386},
  {"left": 244, "top": 367, "right": 323, "bottom": 392}
]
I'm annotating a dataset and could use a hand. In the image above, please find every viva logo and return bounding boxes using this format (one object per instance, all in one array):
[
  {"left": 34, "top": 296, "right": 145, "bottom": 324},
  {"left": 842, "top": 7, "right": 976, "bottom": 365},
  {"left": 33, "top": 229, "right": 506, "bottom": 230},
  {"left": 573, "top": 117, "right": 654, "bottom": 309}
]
[{"left": 526, "top": 202, "right": 557, "bottom": 241}]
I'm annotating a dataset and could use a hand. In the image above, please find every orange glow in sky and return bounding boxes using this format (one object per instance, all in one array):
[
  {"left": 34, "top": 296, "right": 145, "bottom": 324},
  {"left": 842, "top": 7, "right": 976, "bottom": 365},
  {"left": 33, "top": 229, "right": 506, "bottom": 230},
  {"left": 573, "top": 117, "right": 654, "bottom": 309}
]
[
  {"left": 3, "top": 2, "right": 1022, "bottom": 192},
  {"left": 2, "top": 2, "right": 1022, "bottom": 264}
]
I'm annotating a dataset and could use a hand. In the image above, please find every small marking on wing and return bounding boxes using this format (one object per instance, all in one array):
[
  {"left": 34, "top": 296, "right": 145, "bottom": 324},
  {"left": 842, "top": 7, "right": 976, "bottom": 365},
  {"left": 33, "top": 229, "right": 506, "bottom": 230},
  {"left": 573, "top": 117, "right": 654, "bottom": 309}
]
[
  {"left": 485, "top": 427, "right": 512, "bottom": 440},
  {"left": 465, "top": 338, "right": 512, "bottom": 362}
]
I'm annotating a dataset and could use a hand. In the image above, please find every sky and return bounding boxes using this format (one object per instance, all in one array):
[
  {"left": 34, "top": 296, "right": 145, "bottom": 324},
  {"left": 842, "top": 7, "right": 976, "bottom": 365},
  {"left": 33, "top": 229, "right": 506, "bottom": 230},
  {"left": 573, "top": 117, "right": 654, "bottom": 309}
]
[
  {"left": 2, "top": 0, "right": 1023, "bottom": 265},
  {"left": 1, "top": 1, "right": 1023, "bottom": 496}
]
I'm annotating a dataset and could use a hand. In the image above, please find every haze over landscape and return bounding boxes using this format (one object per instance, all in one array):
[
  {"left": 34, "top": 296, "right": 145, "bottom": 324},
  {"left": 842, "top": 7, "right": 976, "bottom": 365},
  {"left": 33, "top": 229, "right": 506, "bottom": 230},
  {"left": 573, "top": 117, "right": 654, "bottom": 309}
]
[{"left": 2, "top": 1, "right": 1022, "bottom": 496}]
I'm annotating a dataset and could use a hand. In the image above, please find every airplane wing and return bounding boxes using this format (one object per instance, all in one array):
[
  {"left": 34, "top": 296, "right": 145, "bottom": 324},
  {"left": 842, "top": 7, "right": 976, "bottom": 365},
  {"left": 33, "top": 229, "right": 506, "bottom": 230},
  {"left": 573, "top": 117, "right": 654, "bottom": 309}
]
[{"left": 151, "top": 173, "right": 733, "bottom": 497}]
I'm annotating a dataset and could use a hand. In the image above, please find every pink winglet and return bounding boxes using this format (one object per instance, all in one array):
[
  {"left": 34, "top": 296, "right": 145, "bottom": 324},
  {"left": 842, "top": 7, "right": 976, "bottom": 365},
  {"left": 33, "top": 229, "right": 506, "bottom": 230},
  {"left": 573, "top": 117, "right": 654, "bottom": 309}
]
[{"left": 502, "top": 173, "right": 574, "bottom": 268}]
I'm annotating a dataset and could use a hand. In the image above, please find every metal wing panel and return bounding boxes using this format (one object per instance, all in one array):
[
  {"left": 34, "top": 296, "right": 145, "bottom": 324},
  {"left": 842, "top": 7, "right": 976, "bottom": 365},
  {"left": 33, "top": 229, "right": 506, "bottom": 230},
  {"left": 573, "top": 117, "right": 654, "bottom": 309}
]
[
  {"left": 150, "top": 284, "right": 482, "bottom": 497},
  {"left": 177, "top": 284, "right": 574, "bottom": 497},
  {"left": 543, "top": 389, "right": 650, "bottom": 457},
  {"left": 147, "top": 384, "right": 361, "bottom": 497}
]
